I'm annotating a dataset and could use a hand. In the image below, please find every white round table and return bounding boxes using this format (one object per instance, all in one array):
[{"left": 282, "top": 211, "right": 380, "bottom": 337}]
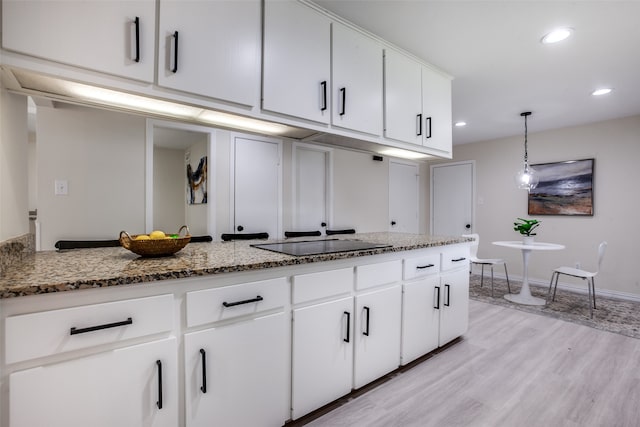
[{"left": 492, "top": 241, "right": 565, "bottom": 305}]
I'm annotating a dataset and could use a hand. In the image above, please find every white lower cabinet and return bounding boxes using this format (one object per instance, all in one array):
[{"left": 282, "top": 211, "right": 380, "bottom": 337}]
[
  {"left": 184, "top": 312, "right": 288, "bottom": 427},
  {"left": 354, "top": 285, "right": 402, "bottom": 388},
  {"left": 9, "top": 337, "right": 177, "bottom": 427},
  {"left": 401, "top": 275, "right": 441, "bottom": 364},
  {"left": 292, "top": 296, "right": 353, "bottom": 420},
  {"left": 439, "top": 268, "right": 470, "bottom": 346}
]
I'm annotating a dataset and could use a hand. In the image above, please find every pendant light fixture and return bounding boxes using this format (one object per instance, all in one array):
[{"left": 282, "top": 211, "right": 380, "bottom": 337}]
[{"left": 514, "top": 111, "right": 539, "bottom": 191}]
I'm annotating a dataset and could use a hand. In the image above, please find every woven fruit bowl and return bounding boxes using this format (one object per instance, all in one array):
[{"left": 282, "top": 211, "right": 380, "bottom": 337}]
[{"left": 119, "top": 225, "right": 191, "bottom": 257}]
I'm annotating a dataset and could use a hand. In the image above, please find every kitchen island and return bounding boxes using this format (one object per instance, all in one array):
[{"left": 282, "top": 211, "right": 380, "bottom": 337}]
[{"left": 0, "top": 232, "right": 471, "bottom": 427}]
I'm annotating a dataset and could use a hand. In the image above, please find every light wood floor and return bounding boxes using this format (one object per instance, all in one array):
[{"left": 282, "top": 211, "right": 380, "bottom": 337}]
[{"left": 305, "top": 300, "right": 640, "bottom": 427}]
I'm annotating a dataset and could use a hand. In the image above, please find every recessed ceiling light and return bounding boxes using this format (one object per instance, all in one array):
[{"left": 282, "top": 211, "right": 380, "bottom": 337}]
[
  {"left": 454, "top": 121, "right": 467, "bottom": 127},
  {"left": 541, "top": 28, "right": 573, "bottom": 44},
  {"left": 591, "top": 88, "right": 613, "bottom": 96}
]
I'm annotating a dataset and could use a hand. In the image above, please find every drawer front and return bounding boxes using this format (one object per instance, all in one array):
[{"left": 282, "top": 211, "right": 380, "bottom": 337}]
[
  {"left": 293, "top": 267, "right": 353, "bottom": 305},
  {"left": 186, "top": 277, "right": 287, "bottom": 328},
  {"left": 5, "top": 294, "right": 174, "bottom": 364},
  {"left": 404, "top": 253, "right": 440, "bottom": 280},
  {"left": 441, "top": 245, "right": 470, "bottom": 271},
  {"left": 356, "top": 259, "right": 402, "bottom": 291}
]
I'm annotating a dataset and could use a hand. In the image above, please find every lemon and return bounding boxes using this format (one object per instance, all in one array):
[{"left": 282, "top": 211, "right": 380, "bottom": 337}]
[
  {"left": 149, "top": 230, "right": 166, "bottom": 240},
  {"left": 134, "top": 234, "right": 151, "bottom": 241}
]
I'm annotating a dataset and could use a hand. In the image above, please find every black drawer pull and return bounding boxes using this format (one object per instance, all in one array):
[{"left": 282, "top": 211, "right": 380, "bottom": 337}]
[
  {"left": 222, "top": 295, "right": 263, "bottom": 307},
  {"left": 172, "top": 31, "right": 179, "bottom": 73},
  {"left": 416, "top": 264, "right": 435, "bottom": 269},
  {"left": 445, "top": 284, "right": 451, "bottom": 307},
  {"left": 320, "top": 81, "right": 327, "bottom": 111},
  {"left": 343, "top": 311, "right": 351, "bottom": 343},
  {"left": 340, "top": 87, "right": 346, "bottom": 116},
  {"left": 452, "top": 257, "right": 467, "bottom": 262},
  {"left": 134, "top": 17, "right": 140, "bottom": 63},
  {"left": 416, "top": 113, "right": 423, "bottom": 136},
  {"left": 425, "top": 116, "right": 432, "bottom": 139},
  {"left": 156, "top": 360, "right": 163, "bottom": 409},
  {"left": 434, "top": 286, "right": 441, "bottom": 309},
  {"left": 363, "top": 306, "right": 370, "bottom": 336},
  {"left": 199, "top": 349, "right": 207, "bottom": 394},
  {"left": 70, "top": 317, "right": 133, "bottom": 335}
]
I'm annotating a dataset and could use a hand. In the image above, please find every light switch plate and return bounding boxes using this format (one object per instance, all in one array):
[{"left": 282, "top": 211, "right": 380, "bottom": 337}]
[{"left": 54, "top": 179, "right": 68, "bottom": 195}]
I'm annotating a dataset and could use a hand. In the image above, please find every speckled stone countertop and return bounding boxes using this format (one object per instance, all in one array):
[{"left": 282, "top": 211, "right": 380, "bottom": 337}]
[{"left": 0, "top": 232, "right": 470, "bottom": 299}]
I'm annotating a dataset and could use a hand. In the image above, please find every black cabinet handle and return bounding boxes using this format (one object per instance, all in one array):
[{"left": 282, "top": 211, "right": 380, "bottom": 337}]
[
  {"left": 465, "top": 224, "right": 471, "bottom": 229},
  {"left": 416, "top": 113, "right": 422, "bottom": 136},
  {"left": 70, "top": 317, "right": 132, "bottom": 335},
  {"left": 134, "top": 17, "right": 140, "bottom": 63},
  {"left": 340, "top": 87, "right": 346, "bottom": 116},
  {"left": 199, "top": 349, "right": 207, "bottom": 394},
  {"left": 445, "top": 284, "right": 451, "bottom": 307},
  {"left": 172, "top": 31, "right": 179, "bottom": 73},
  {"left": 222, "top": 295, "right": 263, "bottom": 308},
  {"left": 363, "top": 306, "right": 370, "bottom": 336},
  {"left": 321, "top": 222, "right": 327, "bottom": 227},
  {"left": 416, "top": 264, "right": 435, "bottom": 269},
  {"left": 434, "top": 286, "right": 440, "bottom": 309},
  {"left": 320, "top": 81, "right": 327, "bottom": 111},
  {"left": 156, "top": 360, "right": 163, "bottom": 409},
  {"left": 452, "top": 257, "right": 466, "bottom": 262},
  {"left": 343, "top": 311, "right": 350, "bottom": 343},
  {"left": 425, "top": 116, "right": 432, "bottom": 139}
]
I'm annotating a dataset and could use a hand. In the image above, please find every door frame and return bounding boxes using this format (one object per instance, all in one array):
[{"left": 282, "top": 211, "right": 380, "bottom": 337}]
[
  {"left": 429, "top": 160, "right": 476, "bottom": 235},
  {"left": 229, "top": 132, "right": 283, "bottom": 238},
  {"left": 388, "top": 158, "right": 419, "bottom": 233},
  {"left": 145, "top": 119, "right": 216, "bottom": 236},
  {"left": 291, "top": 142, "right": 334, "bottom": 231}
]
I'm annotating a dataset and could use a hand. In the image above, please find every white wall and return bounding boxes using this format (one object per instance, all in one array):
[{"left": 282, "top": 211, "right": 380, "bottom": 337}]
[
  {"left": 0, "top": 85, "right": 29, "bottom": 242},
  {"left": 153, "top": 147, "right": 185, "bottom": 233},
  {"left": 36, "top": 104, "right": 146, "bottom": 250},
  {"left": 437, "top": 115, "right": 640, "bottom": 297}
]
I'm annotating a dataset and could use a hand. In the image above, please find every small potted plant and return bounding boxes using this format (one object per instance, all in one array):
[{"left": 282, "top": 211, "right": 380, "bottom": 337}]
[{"left": 513, "top": 218, "right": 540, "bottom": 245}]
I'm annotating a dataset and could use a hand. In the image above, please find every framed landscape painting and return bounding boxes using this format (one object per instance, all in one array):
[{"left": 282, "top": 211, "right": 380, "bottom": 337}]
[{"left": 528, "top": 159, "right": 594, "bottom": 216}]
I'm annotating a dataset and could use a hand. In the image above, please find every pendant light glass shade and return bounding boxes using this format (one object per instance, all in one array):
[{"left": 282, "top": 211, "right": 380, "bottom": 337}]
[{"left": 515, "top": 112, "right": 538, "bottom": 191}]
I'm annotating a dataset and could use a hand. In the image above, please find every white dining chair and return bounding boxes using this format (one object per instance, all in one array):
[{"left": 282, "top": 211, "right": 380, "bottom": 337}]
[
  {"left": 463, "top": 233, "right": 511, "bottom": 297},
  {"left": 548, "top": 241, "right": 607, "bottom": 318}
]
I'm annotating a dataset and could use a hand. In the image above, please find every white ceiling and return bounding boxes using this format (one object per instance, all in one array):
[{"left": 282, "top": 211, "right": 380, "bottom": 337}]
[{"left": 314, "top": 0, "right": 640, "bottom": 145}]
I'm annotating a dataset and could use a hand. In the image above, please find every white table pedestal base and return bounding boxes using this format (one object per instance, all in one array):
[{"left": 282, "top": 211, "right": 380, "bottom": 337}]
[{"left": 504, "top": 292, "right": 546, "bottom": 306}]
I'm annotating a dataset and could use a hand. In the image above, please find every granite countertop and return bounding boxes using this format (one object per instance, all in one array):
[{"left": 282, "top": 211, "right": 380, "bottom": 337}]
[{"left": 0, "top": 232, "right": 470, "bottom": 299}]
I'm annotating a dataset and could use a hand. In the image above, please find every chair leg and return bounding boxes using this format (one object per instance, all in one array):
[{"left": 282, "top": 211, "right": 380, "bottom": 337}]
[
  {"left": 480, "top": 265, "right": 485, "bottom": 288},
  {"left": 504, "top": 264, "right": 511, "bottom": 294},
  {"left": 587, "top": 278, "right": 593, "bottom": 318},
  {"left": 490, "top": 266, "right": 495, "bottom": 297},
  {"left": 591, "top": 277, "right": 597, "bottom": 310},
  {"left": 552, "top": 272, "right": 560, "bottom": 301},
  {"left": 547, "top": 272, "right": 555, "bottom": 301}
]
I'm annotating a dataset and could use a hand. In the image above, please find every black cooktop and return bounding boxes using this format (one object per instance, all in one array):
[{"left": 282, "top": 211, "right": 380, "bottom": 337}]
[{"left": 251, "top": 239, "right": 392, "bottom": 257}]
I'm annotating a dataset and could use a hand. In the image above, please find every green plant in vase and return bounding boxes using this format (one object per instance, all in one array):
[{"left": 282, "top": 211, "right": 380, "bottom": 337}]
[{"left": 513, "top": 218, "right": 540, "bottom": 244}]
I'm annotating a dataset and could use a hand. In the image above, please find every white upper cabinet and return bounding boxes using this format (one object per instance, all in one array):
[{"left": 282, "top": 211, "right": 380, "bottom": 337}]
[
  {"left": 384, "top": 48, "right": 453, "bottom": 155},
  {"left": 263, "top": 0, "right": 331, "bottom": 124},
  {"left": 2, "top": 0, "right": 155, "bottom": 82},
  {"left": 157, "top": 0, "right": 261, "bottom": 107},
  {"left": 332, "top": 23, "right": 383, "bottom": 136},
  {"left": 384, "top": 49, "right": 423, "bottom": 145},
  {"left": 422, "top": 66, "right": 453, "bottom": 154}
]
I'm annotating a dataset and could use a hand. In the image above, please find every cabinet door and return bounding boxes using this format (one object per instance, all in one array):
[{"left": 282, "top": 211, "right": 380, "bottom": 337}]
[
  {"left": 2, "top": 0, "right": 155, "bottom": 82},
  {"left": 263, "top": 0, "right": 331, "bottom": 124},
  {"left": 10, "top": 338, "right": 177, "bottom": 427},
  {"left": 422, "top": 66, "right": 453, "bottom": 155},
  {"left": 384, "top": 49, "right": 423, "bottom": 145},
  {"left": 401, "top": 276, "right": 440, "bottom": 364},
  {"left": 184, "top": 313, "right": 287, "bottom": 427},
  {"left": 292, "top": 296, "right": 353, "bottom": 420},
  {"left": 332, "top": 23, "right": 383, "bottom": 136},
  {"left": 353, "top": 285, "right": 402, "bottom": 389},
  {"left": 439, "top": 268, "right": 470, "bottom": 346},
  {"left": 157, "top": 0, "right": 260, "bottom": 106}
]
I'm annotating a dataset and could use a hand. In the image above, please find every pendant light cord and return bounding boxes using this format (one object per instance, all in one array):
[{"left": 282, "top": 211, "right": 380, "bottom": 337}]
[{"left": 521, "top": 112, "right": 531, "bottom": 172}]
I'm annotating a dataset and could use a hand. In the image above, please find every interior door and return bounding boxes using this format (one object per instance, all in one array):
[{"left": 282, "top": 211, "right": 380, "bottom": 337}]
[
  {"left": 389, "top": 161, "right": 419, "bottom": 233},
  {"left": 233, "top": 136, "right": 281, "bottom": 238},
  {"left": 293, "top": 145, "right": 330, "bottom": 232},
  {"left": 431, "top": 161, "right": 474, "bottom": 236}
]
